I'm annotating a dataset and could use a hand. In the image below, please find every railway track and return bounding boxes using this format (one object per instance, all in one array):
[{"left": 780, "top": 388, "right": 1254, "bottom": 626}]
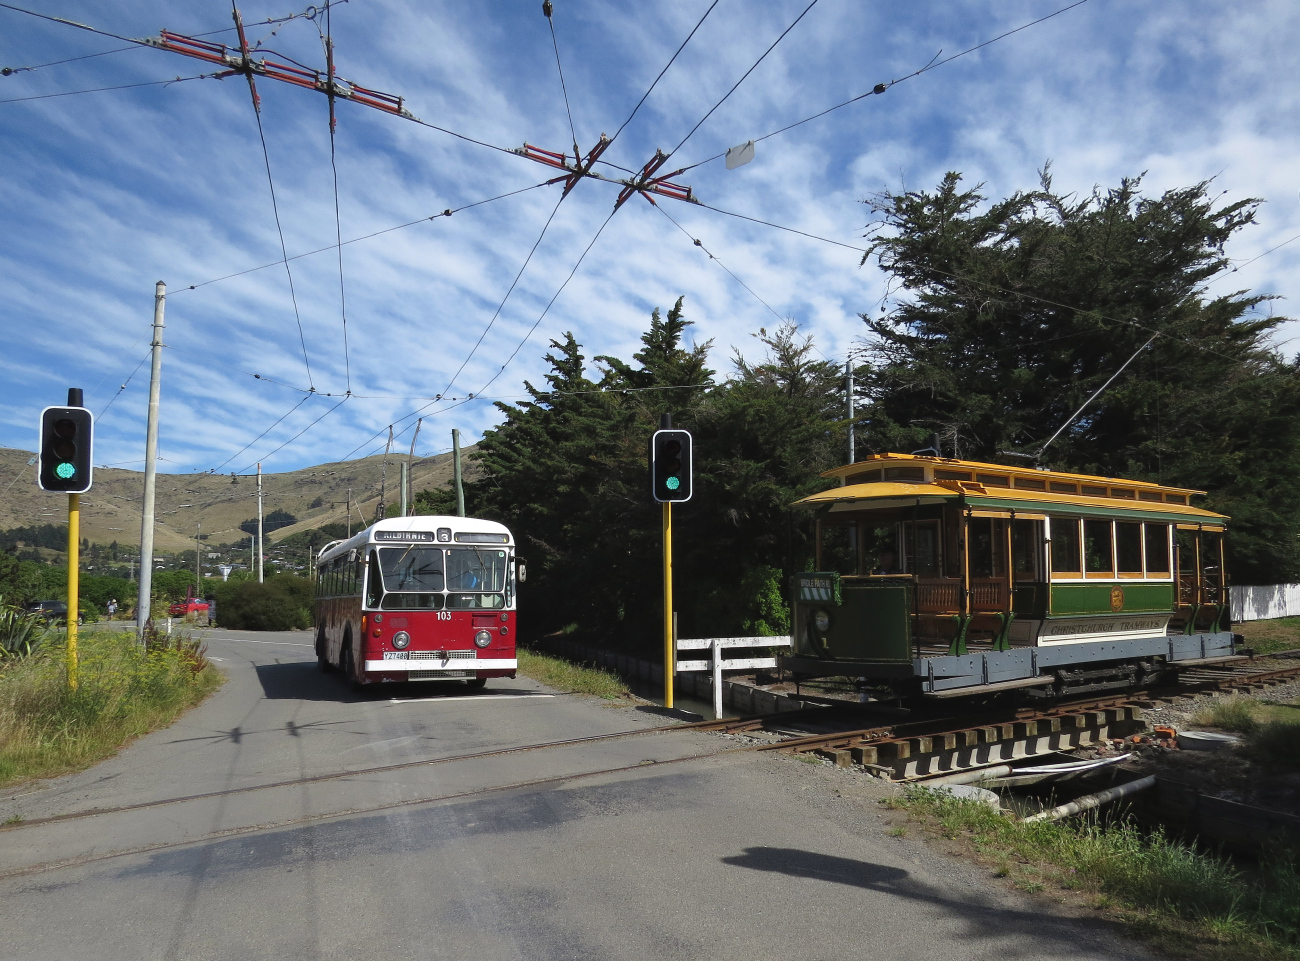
[{"left": 736, "top": 648, "right": 1300, "bottom": 779}]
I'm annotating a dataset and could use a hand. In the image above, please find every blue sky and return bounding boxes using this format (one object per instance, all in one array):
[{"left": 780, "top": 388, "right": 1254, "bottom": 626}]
[{"left": 2, "top": 0, "right": 1298, "bottom": 477}]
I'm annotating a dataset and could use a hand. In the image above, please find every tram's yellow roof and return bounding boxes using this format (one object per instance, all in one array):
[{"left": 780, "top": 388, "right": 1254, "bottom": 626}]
[{"left": 797, "top": 453, "right": 1228, "bottom": 525}]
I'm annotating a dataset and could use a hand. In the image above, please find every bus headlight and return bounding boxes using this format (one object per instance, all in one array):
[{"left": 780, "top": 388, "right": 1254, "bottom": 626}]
[
  {"left": 474, "top": 630, "right": 492, "bottom": 648},
  {"left": 392, "top": 631, "right": 411, "bottom": 650},
  {"left": 814, "top": 610, "right": 830, "bottom": 633}
]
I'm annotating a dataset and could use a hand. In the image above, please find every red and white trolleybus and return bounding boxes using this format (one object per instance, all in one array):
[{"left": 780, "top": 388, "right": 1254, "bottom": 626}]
[{"left": 314, "top": 516, "right": 522, "bottom": 690}]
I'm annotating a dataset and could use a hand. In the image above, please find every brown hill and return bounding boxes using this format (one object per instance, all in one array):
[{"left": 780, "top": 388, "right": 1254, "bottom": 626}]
[{"left": 0, "top": 445, "right": 479, "bottom": 552}]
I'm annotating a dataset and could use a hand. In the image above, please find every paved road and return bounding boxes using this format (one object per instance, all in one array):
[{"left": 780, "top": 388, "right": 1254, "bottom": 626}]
[{"left": 0, "top": 629, "right": 1149, "bottom": 961}]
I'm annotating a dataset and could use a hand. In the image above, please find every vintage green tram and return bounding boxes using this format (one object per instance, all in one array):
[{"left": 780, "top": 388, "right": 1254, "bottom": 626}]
[{"left": 785, "top": 453, "right": 1235, "bottom": 697}]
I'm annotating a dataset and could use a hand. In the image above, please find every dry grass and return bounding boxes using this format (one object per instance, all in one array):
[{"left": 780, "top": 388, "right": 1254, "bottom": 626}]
[
  {"left": 517, "top": 648, "right": 631, "bottom": 699},
  {"left": 0, "top": 630, "right": 223, "bottom": 788},
  {"left": 1191, "top": 696, "right": 1300, "bottom": 769},
  {"left": 891, "top": 786, "right": 1300, "bottom": 961}
]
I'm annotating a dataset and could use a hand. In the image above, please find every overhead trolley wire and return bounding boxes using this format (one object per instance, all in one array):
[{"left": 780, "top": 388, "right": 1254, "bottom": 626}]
[
  {"left": 434, "top": 193, "right": 567, "bottom": 404},
  {"left": 96, "top": 351, "right": 153, "bottom": 419},
  {"left": 605, "top": 0, "right": 722, "bottom": 151},
  {"left": 319, "top": 1, "right": 351, "bottom": 395},
  {"left": 176, "top": 180, "right": 551, "bottom": 293},
  {"left": 672, "top": 0, "right": 1094, "bottom": 175},
  {"left": 697, "top": 200, "right": 866, "bottom": 252},
  {"left": 653, "top": 203, "right": 785, "bottom": 325},
  {"left": 0, "top": 73, "right": 215, "bottom": 103},
  {"left": 543, "top": 1, "right": 579, "bottom": 156},
  {"left": 238, "top": 394, "right": 350, "bottom": 474},
  {"left": 211, "top": 393, "right": 313, "bottom": 474},
  {"left": 663, "top": 0, "right": 822, "bottom": 165},
  {"left": 248, "top": 95, "right": 316, "bottom": 391}
]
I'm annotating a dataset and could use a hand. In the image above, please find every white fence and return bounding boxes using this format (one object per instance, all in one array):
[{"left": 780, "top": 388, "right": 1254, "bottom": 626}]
[
  {"left": 1230, "top": 584, "right": 1300, "bottom": 622},
  {"left": 675, "top": 635, "right": 793, "bottom": 719}
]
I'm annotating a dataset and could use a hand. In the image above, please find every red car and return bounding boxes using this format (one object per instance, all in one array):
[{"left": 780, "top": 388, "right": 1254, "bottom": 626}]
[{"left": 168, "top": 591, "right": 210, "bottom": 618}]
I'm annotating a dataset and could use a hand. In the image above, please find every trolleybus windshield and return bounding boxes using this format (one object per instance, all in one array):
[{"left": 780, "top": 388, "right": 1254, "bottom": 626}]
[
  {"left": 371, "top": 546, "right": 445, "bottom": 610},
  {"left": 446, "top": 548, "right": 509, "bottom": 609}
]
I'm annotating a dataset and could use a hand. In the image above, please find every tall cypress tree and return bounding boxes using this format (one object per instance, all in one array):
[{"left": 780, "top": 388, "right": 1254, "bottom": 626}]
[{"left": 860, "top": 169, "right": 1300, "bottom": 582}]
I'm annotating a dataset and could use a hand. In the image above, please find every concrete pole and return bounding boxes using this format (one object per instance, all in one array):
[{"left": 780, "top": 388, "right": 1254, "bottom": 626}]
[
  {"left": 195, "top": 520, "right": 201, "bottom": 590},
  {"left": 846, "top": 359, "right": 855, "bottom": 466},
  {"left": 452, "top": 429, "right": 465, "bottom": 517},
  {"left": 136, "top": 281, "right": 165, "bottom": 642},
  {"left": 399, "top": 461, "right": 408, "bottom": 518},
  {"left": 346, "top": 488, "right": 352, "bottom": 537},
  {"left": 256, "top": 462, "right": 264, "bottom": 583}
]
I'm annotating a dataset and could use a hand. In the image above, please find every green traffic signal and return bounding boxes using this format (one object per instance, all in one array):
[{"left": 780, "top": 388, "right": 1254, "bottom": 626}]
[{"left": 55, "top": 463, "right": 76, "bottom": 480}]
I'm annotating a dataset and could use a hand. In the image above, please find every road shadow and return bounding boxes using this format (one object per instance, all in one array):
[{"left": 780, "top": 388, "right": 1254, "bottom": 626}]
[
  {"left": 253, "top": 661, "right": 508, "bottom": 703},
  {"left": 722, "top": 846, "right": 1134, "bottom": 956}
]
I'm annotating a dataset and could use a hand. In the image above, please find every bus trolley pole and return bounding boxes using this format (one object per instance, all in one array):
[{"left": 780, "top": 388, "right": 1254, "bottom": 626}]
[
  {"left": 663, "top": 500, "right": 673, "bottom": 709},
  {"left": 66, "top": 493, "right": 80, "bottom": 690}
]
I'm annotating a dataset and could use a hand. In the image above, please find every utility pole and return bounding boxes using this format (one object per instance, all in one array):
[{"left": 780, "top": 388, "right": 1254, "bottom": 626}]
[
  {"left": 346, "top": 488, "right": 352, "bottom": 537},
  {"left": 406, "top": 418, "right": 422, "bottom": 516},
  {"left": 399, "top": 461, "right": 408, "bottom": 518},
  {"left": 195, "top": 520, "right": 202, "bottom": 589},
  {"left": 846, "top": 359, "right": 855, "bottom": 466},
  {"left": 378, "top": 425, "right": 393, "bottom": 521},
  {"left": 136, "top": 281, "right": 165, "bottom": 642},
  {"left": 452, "top": 429, "right": 465, "bottom": 517},
  {"left": 256, "top": 462, "right": 264, "bottom": 583}
]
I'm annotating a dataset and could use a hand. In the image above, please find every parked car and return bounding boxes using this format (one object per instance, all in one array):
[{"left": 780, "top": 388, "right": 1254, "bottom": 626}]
[{"left": 25, "top": 600, "right": 84, "bottom": 626}]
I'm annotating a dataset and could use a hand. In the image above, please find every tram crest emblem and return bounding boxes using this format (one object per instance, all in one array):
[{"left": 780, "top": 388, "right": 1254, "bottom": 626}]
[{"left": 1110, "top": 586, "right": 1125, "bottom": 612}]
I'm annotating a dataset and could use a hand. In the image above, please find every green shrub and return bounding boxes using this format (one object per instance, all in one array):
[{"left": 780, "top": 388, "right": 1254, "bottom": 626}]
[
  {"left": 0, "top": 630, "right": 221, "bottom": 786},
  {"left": 215, "top": 574, "right": 313, "bottom": 631},
  {"left": 1248, "top": 720, "right": 1300, "bottom": 770},
  {"left": 0, "top": 596, "right": 49, "bottom": 659}
]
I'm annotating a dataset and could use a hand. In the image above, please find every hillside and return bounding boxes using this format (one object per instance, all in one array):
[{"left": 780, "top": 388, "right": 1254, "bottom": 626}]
[{"left": 0, "top": 445, "right": 481, "bottom": 552}]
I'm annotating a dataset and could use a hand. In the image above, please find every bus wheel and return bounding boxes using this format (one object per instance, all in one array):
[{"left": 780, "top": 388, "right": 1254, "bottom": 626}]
[
  {"left": 465, "top": 677, "right": 487, "bottom": 691},
  {"left": 316, "top": 630, "right": 333, "bottom": 673},
  {"left": 341, "top": 643, "right": 363, "bottom": 693}
]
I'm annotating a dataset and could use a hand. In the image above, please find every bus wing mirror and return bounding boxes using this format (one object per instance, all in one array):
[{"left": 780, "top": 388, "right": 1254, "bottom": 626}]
[{"left": 516, "top": 558, "right": 527, "bottom": 584}]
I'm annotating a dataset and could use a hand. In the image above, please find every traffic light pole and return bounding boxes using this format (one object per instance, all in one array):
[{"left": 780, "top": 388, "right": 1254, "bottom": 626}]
[
  {"left": 662, "top": 500, "right": 673, "bottom": 709},
  {"left": 136, "top": 281, "right": 165, "bottom": 643},
  {"left": 66, "top": 492, "right": 79, "bottom": 689}
]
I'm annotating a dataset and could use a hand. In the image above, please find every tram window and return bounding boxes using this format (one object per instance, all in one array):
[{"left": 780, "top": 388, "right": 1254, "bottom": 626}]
[
  {"left": 1202, "top": 531, "right": 1224, "bottom": 580},
  {"left": 975, "top": 473, "right": 1010, "bottom": 487},
  {"left": 968, "top": 518, "right": 1006, "bottom": 578},
  {"left": 863, "top": 525, "right": 900, "bottom": 574},
  {"left": 1013, "top": 477, "right": 1046, "bottom": 491},
  {"left": 1012, "top": 519, "right": 1042, "bottom": 581},
  {"left": 934, "top": 469, "right": 971, "bottom": 481},
  {"left": 902, "top": 520, "right": 942, "bottom": 576},
  {"left": 1177, "top": 529, "right": 1198, "bottom": 575},
  {"left": 820, "top": 524, "right": 858, "bottom": 575},
  {"left": 1116, "top": 522, "right": 1143, "bottom": 574},
  {"left": 883, "top": 466, "right": 925, "bottom": 483},
  {"left": 1084, "top": 520, "right": 1114, "bottom": 574},
  {"left": 1145, "top": 525, "right": 1171, "bottom": 574},
  {"left": 1049, "top": 482, "right": 1078, "bottom": 493},
  {"left": 1050, "top": 518, "right": 1082, "bottom": 573}
]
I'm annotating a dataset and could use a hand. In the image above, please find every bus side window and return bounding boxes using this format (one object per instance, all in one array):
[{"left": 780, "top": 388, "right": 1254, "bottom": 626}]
[{"left": 366, "top": 551, "right": 382, "bottom": 607}]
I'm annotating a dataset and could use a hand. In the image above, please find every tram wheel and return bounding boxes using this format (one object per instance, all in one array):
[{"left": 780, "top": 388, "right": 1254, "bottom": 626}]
[{"left": 465, "top": 677, "right": 487, "bottom": 691}]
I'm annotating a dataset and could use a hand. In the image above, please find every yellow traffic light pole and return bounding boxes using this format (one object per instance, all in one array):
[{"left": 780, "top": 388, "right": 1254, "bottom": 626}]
[
  {"left": 662, "top": 500, "right": 673, "bottom": 709},
  {"left": 66, "top": 493, "right": 79, "bottom": 690}
]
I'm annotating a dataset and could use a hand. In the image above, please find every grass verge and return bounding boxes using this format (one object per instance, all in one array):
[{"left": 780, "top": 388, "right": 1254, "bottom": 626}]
[
  {"left": 0, "top": 630, "right": 224, "bottom": 788},
  {"left": 889, "top": 787, "right": 1300, "bottom": 961},
  {"left": 517, "top": 648, "right": 631, "bottom": 699},
  {"left": 1234, "top": 617, "right": 1300, "bottom": 656},
  {"left": 1191, "top": 696, "right": 1300, "bottom": 769}
]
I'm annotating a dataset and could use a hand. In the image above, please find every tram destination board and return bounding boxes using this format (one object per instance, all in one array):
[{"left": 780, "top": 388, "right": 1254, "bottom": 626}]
[
  {"left": 794, "top": 572, "right": 841, "bottom": 605},
  {"left": 374, "top": 530, "right": 436, "bottom": 542}
]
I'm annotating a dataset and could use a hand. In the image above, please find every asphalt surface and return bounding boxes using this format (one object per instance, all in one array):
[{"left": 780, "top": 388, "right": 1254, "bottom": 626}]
[{"left": 0, "top": 628, "right": 1152, "bottom": 961}]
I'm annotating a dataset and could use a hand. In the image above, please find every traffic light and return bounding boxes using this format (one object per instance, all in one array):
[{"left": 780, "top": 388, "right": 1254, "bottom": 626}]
[
  {"left": 38, "top": 396, "right": 93, "bottom": 493},
  {"left": 650, "top": 429, "right": 693, "bottom": 502}
]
